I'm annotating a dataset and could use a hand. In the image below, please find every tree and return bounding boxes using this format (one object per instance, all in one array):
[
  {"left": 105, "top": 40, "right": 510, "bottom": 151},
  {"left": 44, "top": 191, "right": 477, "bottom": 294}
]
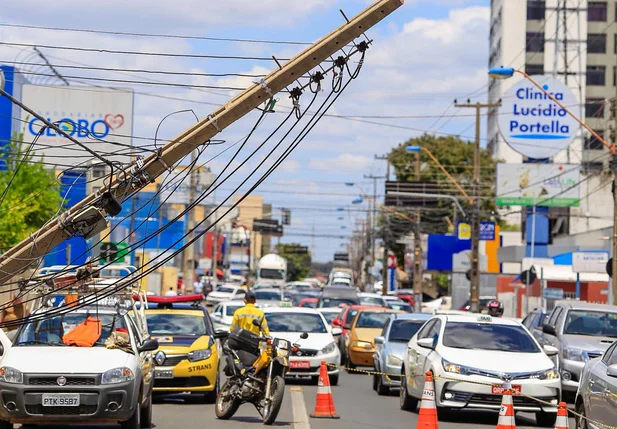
[
  {"left": 276, "top": 243, "right": 312, "bottom": 282},
  {"left": 381, "top": 133, "right": 498, "bottom": 260},
  {"left": 0, "top": 132, "right": 63, "bottom": 250}
]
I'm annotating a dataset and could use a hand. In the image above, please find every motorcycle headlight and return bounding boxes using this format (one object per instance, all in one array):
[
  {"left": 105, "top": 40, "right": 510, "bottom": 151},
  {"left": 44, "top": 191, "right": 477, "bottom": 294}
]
[
  {"left": 188, "top": 349, "right": 212, "bottom": 362},
  {"left": 352, "top": 341, "right": 372, "bottom": 350},
  {"left": 562, "top": 347, "right": 586, "bottom": 362},
  {"left": 538, "top": 367, "right": 559, "bottom": 380},
  {"left": 442, "top": 359, "right": 472, "bottom": 375},
  {"left": 102, "top": 367, "right": 134, "bottom": 384},
  {"left": 320, "top": 342, "right": 337, "bottom": 355},
  {"left": 386, "top": 355, "right": 402, "bottom": 367},
  {"left": 0, "top": 367, "right": 23, "bottom": 384}
]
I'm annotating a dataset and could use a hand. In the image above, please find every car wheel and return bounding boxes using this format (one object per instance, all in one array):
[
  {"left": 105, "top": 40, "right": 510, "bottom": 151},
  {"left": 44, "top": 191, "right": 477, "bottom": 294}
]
[
  {"left": 121, "top": 402, "right": 141, "bottom": 429},
  {"left": 204, "top": 370, "right": 220, "bottom": 404},
  {"left": 535, "top": 411, "right": 557, "bottom": 428},
  {"left": 140, "top": 391, "right": 153, "bottom": 429},
  {"left": 372, "top": 373, "right": 378, "bottom": 391},
  {"left": 575, "top": 400, "right": 588, "bottom": 429},
  {"left": 0, "top": 421, "right": 12, "bottom": 429},
  {"left": 399, "top": 370, "right": 418, "bottom": 412},
  {"left": 376, "top": 374, "right": 390, "bottom": 396},
  {"left": 330, "top": 373, "right": 339, "bottom": 386}
]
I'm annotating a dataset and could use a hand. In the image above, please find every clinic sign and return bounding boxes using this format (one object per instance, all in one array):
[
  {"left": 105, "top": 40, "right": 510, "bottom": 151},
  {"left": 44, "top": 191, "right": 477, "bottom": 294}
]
[
  {"left": 20, "top": 85, "right": 134, "bottom": 167},
  {"left": 498, "top": 75, "right": 580, "bottom": 159}
]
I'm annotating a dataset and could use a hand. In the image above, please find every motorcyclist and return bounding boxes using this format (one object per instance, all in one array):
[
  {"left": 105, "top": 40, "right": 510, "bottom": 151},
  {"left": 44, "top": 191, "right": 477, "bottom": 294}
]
[
  {"left": 230, "top": 289, "right": 270, "bottom": 336},
  {"left": 487, "top": 299, "right": 504, "bottom": 317}
]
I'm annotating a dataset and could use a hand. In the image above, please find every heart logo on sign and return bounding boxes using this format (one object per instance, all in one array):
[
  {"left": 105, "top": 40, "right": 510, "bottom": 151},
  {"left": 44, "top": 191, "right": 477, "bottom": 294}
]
[{"left": 104, "top": 114, "right": 124, "bottom": 130}]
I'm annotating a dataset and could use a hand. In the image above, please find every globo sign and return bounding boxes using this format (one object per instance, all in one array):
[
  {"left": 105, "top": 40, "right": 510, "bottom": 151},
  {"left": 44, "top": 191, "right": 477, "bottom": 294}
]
[{"left": 497, "top": 75, "right": 580, "bottom": 159}]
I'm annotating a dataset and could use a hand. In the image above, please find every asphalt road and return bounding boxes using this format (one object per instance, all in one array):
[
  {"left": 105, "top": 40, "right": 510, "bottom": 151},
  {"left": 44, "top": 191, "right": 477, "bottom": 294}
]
[{"left": 16, "top": 369, "right": 577, "bottom": 429}]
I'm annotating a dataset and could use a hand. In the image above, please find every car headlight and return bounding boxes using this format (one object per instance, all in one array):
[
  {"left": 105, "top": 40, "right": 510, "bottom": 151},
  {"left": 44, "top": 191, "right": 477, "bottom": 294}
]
[
  {"left": 102, "top": 367, "right": 135, "bottom": 384},
  {"left": 351, "top": 341, "right": 373, "bottom": 350},
  {"left": 538, "top": 367, "right": 559, "bottom": 380},
  {"left": 442, "top": 359, "right": 472, "bottom": 375},
  {"left": 562, "top": 347, "right": 586, "bottom": 362},
  {"left": 188, "top": 349, "right": 212, "bottom": 362},
  {"left": 386, "top": 355, "right": 402, "bottom": 367},
  {"left": 0, "top": 367, "right": 23, "bottom": 384},
  {"left": 320, "top": 342, "right": 337, "bottom": 355}
]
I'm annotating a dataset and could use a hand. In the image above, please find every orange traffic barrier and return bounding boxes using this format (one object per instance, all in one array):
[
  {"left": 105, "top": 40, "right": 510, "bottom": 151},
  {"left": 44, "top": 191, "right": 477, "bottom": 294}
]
[
  {"left": 496, "top": 383, "right": 516, "bottom": 429},
  {"left": 310, "top": 361, "right": 339, "bottom": 419},
  {"left": 553, "top": 402, "right": 568, "bottom": 429},
  {"left": 417, "top": 371, "right": 438, "bottom": 429}
]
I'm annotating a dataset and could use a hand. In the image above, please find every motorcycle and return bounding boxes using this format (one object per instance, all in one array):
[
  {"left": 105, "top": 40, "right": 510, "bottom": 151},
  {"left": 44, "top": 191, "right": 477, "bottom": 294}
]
[{"left": 213, "top": 320, "right": 308, "bottom": 425}]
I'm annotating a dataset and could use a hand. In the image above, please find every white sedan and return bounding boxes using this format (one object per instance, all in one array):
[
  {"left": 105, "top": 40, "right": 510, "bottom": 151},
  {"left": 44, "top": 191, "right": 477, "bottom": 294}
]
[
  {"left": 400, "top": 314, "right": 561, "bottom": 427},
  {"left": 205, "top": 285, "right": 246, "bottom": 306},
  {"left": 263, "top": 307, "right": 342, "bottom": 385},
  {"left": 211, "top": 300, "right": 245, "bottom": 330}
]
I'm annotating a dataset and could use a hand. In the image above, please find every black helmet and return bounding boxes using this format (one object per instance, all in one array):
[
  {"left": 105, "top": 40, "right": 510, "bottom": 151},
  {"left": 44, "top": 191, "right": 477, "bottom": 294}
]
[
  {"left": 487, "top": 300, "right": 504, "bottom": 317},
  {"left": 245, "top": 289, "right": 256, "bottom": 302}
]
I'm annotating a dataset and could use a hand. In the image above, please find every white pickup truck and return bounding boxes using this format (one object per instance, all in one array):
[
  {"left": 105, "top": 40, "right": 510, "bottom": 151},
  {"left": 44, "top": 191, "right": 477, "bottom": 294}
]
[{"left": 0, "top": 289, "right": 158, "bottom": 429}]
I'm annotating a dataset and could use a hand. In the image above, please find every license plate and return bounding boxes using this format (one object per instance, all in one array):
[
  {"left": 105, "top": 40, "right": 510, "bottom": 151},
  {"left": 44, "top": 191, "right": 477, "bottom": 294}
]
[
  {"left": 290, "top": 360, "right": 310, "bottom": 369},
  {"left": 155, "top": 369, "right": 174, "bottom": 379},
  {"left": 42, "top": 393, "right": 80, "bottom": 407},
  {"left": 491, "top": 384, "right": 522, "bottom": 395}
]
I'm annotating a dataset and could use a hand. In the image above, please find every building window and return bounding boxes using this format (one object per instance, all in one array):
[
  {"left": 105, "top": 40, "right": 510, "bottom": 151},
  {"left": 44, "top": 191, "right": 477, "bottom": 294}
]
[
  {"left": 587, "top": 33, "right": 606, "bottom": 53},
  {"left": 527, "top": 0, "right": 545, "bottom": 20},
  {"left": 588, "top": 2, "right": 607, "bottom": 21},
  {"left": 525, "top": 64, "right": 544, "bottom": 75},
  {"left": 92, "top": 165, "right": 107, "bottom": 179},
  {"left": 614, "top": 65, "right": 616, "bottom": 86},
  {"left": 526, "top": 32, "right": 545, "bottom": 52},
  {"left": 585, "top": 130, "right": 605, "bottom": 150},
  {"left": 586, "top": 98, "right": 605, "bottom": 118},
  {"left": 582, "top": 161, "right": 604, "bottom": 173},
  {"left": 587, "top": 65, "right": 606, "bottom": 85}
]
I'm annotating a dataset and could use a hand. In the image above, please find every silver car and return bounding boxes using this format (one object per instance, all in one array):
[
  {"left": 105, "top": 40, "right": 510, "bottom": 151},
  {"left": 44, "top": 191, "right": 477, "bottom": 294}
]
[
  {"left": 575, "top": 339, "right": 617, "bottom": 428},
  {"left": 372, "top": 313, "right": 432, "bottom": 395},
  {"left": 540, "top": 301, "right": 617, "bottom": 393}
]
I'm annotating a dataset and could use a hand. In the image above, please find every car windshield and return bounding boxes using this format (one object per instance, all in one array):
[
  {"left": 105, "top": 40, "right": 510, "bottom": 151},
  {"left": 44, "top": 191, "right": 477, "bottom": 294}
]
[
  {"left": 259, "top": 269, "right": 285, "bottom": 280},
  {"left": 563, "top": 310, "right": 617, "bottom": 337},
  {"left": 389, "top": 320, "right": 426, "bottom": 342},
  {"left": 320, "top": 298, "right": 357, "bottom": 308},
  {"left": 146, "top": 313, "right": 208, "bottom": 336},
  {"left": 255, "top": 290, "right": 281, "bottom": 301},
  {"left": 217, "top": 286, "right": 235, "bottom": 294},
  {"left": 360, "top": 296, "right": 383, "bottom": 306},
  {"left": 15, "top": 312, "right": 128, "bottom": 347},
  {"left": 443, "top": 322, "right": 540, "bottom": 353},
  {"left": 226, "top": 305, "right": 242, "bottom": 316},
  {"left": 387, "top": 302, "right": 412, "bottom": 312},
  {"left": 356, "top": 312, "right": 392, "bottom": 329},
  {"left": 319, "top": 311, "right": 340, "bottom": 324},
  {"left": 265, "top": 313, "right": 327, "bottom": 333},
  {"left": 301, "top": 299, "right": 318, "bottom": 308}
]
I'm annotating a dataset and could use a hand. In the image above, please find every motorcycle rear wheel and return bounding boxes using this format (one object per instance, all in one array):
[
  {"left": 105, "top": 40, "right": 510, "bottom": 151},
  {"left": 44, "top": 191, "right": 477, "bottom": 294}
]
[
  {"left": 262, "top": 376, "right": 285, "bottom": 425},
  {"left": 215, "top": 381, "right": 240, "bottom": 420}
]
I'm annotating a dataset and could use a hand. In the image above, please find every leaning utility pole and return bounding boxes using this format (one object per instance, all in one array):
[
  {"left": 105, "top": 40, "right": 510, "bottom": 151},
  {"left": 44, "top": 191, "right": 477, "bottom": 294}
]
[
  {"left": 182, "top": 151, "right": 198, "bottom": 293},
  {"left": 454, "top": 101, "right": 500, "bottom": 313},
  {"left": 0, "top": 0, "right": 403, "bottom": 284}
]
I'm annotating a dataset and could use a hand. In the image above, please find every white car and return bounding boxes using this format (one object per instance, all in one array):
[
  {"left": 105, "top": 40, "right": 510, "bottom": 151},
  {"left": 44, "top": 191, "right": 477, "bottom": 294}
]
[
  {"left": 0, "top": 303, "right": 158, "bottom": 429},
  {"left": 211, "top": 300, "right": 246, "bottom": 330},
  {"left": 400, "top": 314, "right": 561, "bottom": 427},
  {"left": 205, "top": 285, "right": 246, "bottom": 306},
  {"left": 358, "top": 293, "right": 387, "bottom": 307},
  {"left": 263, "top": 307, "right": 342, "bottom": 385},
  {"left": 382, "top": 296, "right": 412, "bottom": 312}
]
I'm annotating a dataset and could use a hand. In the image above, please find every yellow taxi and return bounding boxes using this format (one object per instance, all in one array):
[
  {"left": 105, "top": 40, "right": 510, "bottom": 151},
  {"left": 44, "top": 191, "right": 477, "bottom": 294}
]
[
  {"left": 143, "top": 294, "right": 219, "bottom": 402},
  {"left": 347, "top": 308, "right": 403, "bottom": 368}
]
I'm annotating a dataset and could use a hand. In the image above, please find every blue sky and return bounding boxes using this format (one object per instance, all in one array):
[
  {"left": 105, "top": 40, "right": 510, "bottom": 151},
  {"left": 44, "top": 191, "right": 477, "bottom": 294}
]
[{"left": 1, "top": 0, "right": 492, "bottom": 262}]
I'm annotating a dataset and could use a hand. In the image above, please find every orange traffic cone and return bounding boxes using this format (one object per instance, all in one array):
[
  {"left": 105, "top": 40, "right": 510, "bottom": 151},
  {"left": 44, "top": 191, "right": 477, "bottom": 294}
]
[
  {"left": 417, "top": 371, "right": 438, "bottom": 429},
  {"left": 553, "top": 402, "right": 569, "bottom": 429},
  {"left": 497, "top": 383, "right": 516, "bottom": 429},
  {"left": 310, "top": 361, "right": 339, "bottom": 419}
]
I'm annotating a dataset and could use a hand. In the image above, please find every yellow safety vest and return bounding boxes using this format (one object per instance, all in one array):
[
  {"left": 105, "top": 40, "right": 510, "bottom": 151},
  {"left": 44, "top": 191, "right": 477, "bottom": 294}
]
[{"left": 230, "top": 304, "right": 270, "bottom": 336}]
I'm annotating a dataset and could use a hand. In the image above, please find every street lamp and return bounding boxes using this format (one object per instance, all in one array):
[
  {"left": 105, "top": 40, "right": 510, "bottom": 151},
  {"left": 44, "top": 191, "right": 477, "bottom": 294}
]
[
  {"left": 405, "top": 145, "right": 421, "bottom": 153},
  {"left": 352, "top": 197, "right": 364, "bottom": 205},
  {"left": 336, "top": 207, "right": 345, "bottom": 211},
  {"left": 337, "top": 216, "right": 344, "bottom": 220},
  {"left": 489, "top": 65, "right": 617, "bottom": 305}
]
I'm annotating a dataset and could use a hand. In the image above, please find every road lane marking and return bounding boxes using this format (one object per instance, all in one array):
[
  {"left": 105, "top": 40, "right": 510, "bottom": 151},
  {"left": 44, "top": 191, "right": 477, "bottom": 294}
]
[{"left": 290, "top": 387, "right": 311, "bottom": 429}]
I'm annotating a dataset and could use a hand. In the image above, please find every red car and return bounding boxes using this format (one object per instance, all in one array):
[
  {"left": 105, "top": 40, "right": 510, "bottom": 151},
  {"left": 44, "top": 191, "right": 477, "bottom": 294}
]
[
  {"left": 298, "top": 297, "right": 318, "bottom": 308},
  {"left": 332, "top": 305, "right": 374, "bottom": 365}
]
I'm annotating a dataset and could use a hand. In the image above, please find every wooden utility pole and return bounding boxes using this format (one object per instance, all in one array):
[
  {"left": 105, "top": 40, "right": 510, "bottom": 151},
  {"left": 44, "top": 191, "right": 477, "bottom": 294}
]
[
  {"left": 0, "top": 0, "right": 403, "bottom": 284},
  {"left": 413, "top": 149, "right": 422, "bottom": 311},
  {"left": 454, "top": 101, "right": 500, "bottom": 313}
]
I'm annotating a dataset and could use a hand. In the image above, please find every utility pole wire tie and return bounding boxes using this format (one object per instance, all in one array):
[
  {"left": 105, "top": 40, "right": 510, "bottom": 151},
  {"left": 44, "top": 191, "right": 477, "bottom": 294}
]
[{"left": 208, "top": 114, "right": 222, "bottom": 132}]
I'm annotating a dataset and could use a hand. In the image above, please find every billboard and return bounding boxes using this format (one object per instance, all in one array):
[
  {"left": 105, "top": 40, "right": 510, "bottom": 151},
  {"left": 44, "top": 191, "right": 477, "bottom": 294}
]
[
  {"left": 20, "top": 85, "right": 134, "bottom": 167},
  {"left": 497, "top": 75, "right": 580, "bottom": 159},
  {"left": 496, "top": 163, "right": 580, "bottom": 207}
]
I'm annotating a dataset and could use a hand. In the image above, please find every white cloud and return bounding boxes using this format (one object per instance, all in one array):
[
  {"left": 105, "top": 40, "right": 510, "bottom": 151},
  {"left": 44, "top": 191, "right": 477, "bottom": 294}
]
[
  {"left": 308, "top": 154, "right": 372, "bottom": 172},
  {"left": 278, "top": 158, "right": 300, "bottom": 173}
]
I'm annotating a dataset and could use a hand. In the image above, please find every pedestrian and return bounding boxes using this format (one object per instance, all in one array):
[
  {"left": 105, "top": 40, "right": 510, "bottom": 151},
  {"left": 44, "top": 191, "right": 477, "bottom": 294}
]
[
  {"left": 164, "top": 287, "right": 177, "bottom": 297},
  {"left": 194, "top": 279, "right": 204, "bottom": 296}
]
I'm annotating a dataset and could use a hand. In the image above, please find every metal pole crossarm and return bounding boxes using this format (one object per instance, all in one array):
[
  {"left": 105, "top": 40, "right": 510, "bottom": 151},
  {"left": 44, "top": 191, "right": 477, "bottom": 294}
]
[
  {"left": 0, "top": 0, "right": 404, "bottom": 284},
  {"left": 386, "top": 191, "right": 467, "bottom": 218}
]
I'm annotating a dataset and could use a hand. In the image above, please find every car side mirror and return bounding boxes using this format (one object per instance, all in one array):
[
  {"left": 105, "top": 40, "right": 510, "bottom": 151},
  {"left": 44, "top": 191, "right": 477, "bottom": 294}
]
[
  {"left": 542, "top": 324, "right": 557, "bottom": 336},
  {"left": 332, "top": 319, "right": 341, "bottom": 327},
  {"left": 332, "top": 328, "right": 342, "bottom": 336},
  {"left": 543, "top": 345, "right": 559, "bottom": 357},
  {"left": 138, "top": 339, "right": 159, "bottom": 353},
  {"left": 300, "top": 332, "right": 309, "bottom": 340},
  {"left": 607, "top": 364, "right": 617, "bottom": 378},
  {"left": 213, "top": 329, "right": 228, "bottom": 340},
  {"left": 417, "top": 338, "right": 435, "bottom": 349},
  {"left": 374, "top": 336, "right": 385, "bottom": 345},
  {"left": 0, "top": 343, "right": 5, "bottom": 356}
]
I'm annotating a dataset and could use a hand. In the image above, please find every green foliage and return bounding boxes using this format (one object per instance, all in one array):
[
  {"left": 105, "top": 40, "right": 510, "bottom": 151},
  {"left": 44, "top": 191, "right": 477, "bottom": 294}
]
[
  {"left": 276, "top": 243, "right": 312, "bottom": 282},
  {"left": 0, "top": 132, "right": 63, "bottom": 249}
]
